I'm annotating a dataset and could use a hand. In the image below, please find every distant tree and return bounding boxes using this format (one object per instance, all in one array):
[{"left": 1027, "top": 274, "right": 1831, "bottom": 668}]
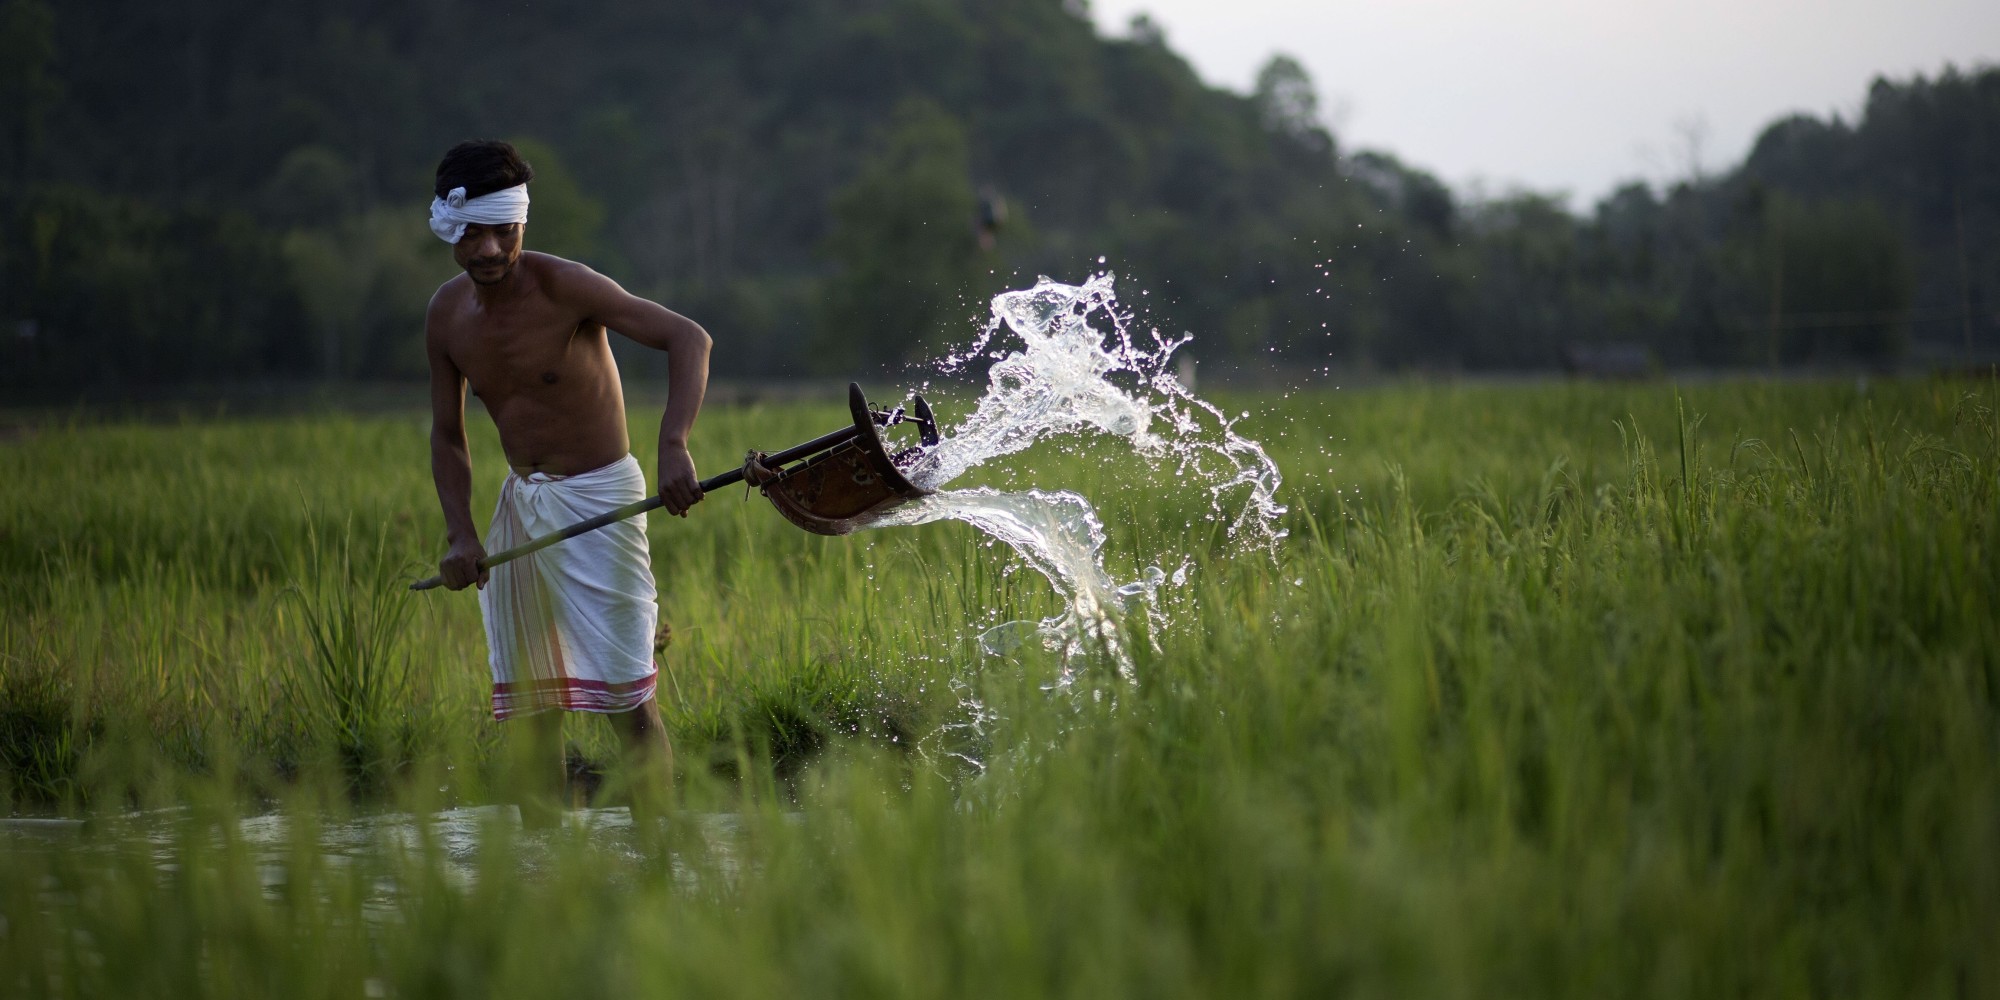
[
  {"left": 1348, "top": 151, "right": 1454, "bottom": 237},
  {"left": 1581, "top": 183, "right": 1683, "bottom": 350},
  {"left": 1253, "top": 54, "right": 1333, "bottom": 158},
  {"left": 816, "top": 99, "right": 984, "bottom": 373},
  {"left": 282, "top": 208, "right": 451, "bottom": 380},
  {"left": 2, "top": 186, "right": 305, "bottom": 394},
  {"left": 1741, "top": 113, "right": 1859, "bottom": 200},
  {"left": 0, "top": 0, "right": 58, "bottom": 185},
  {"left": 1462, "top": 193, "right": 1587, "bottom": 366},
  {"left": 1734, "top": 66, "right": 1997, "bottom": 359},
  {"left": 506, "top": 138, "right": 608, "bottom": 271},
  {"left": 257, "top": 146, "right": 359, "bottom": 229},
  {"left": 1126, "top": 13, "right": 1166, "bottom": 48},
  {"left": 1745, "top": 192, "right": 1915, "bottom": 366}
]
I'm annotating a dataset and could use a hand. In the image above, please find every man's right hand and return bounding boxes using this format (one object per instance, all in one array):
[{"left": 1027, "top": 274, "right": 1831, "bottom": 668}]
[
  {"left": 658, "top": 441, "right": 704, "bottom": 517},
  {"left": 440, "top": 538, "right": 489, "bottom": 591}
]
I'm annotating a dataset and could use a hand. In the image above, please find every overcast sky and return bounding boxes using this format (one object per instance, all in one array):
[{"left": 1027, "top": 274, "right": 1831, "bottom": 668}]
[{"left": 1087, "top": 0, "right": 2000, "bottom": 208}]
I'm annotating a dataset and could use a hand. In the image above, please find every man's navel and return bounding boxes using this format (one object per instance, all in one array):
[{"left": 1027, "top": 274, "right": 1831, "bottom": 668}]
[{"left": 541, "top": 371, "right": 558, "bottom": 385}]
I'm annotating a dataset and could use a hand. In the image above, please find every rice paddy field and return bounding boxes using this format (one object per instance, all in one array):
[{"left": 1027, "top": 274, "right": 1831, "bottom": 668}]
[{"left": 2, "top": 377, "right": 1996, "bottom": 997}]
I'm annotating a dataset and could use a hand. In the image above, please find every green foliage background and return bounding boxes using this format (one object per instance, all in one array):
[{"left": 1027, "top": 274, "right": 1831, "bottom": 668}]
[{"left": 0, "top": 0, "right": 1995, "bottom": 394}]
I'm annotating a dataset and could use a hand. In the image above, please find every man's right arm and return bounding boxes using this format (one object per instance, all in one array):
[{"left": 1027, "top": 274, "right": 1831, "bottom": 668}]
[{"left": 427, "top": 307, "right": 488, "bottom": 591}]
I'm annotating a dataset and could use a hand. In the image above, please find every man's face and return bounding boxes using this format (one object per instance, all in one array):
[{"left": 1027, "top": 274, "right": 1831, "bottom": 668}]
[{"left": 454, "top": 222, "right": 524, "bottom": 285}]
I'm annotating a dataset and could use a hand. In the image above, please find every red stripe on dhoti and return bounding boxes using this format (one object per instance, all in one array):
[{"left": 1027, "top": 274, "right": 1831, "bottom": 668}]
[{"left": 492, "top": 669, "right": 658, "bottom": 719}]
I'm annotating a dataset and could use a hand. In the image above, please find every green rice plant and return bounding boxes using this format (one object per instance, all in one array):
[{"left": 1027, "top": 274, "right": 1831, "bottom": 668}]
[
  {"left": 0, "top": 655, "right": 86, "bottom": 808},
  {"left": 2, "top": 379, "right": 1996, "bottom": 998},
  {"left": 276, "top": 518, "right": 425, "bottom": 791}
]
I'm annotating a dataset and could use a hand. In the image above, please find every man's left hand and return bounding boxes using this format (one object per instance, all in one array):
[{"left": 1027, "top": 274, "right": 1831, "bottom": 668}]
[{"left": 658, "top": 442, "right": 703, "bottom": 516}]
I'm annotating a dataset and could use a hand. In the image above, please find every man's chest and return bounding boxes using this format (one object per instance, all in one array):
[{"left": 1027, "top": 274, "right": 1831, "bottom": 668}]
[{"left": 449, "top": 310, "right": 601, "bottom": 393}]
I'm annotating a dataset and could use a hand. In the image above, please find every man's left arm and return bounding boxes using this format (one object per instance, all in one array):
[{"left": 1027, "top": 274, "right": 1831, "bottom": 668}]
[{"left": 558, "top": 265, "right": 713, "bottom": 515}]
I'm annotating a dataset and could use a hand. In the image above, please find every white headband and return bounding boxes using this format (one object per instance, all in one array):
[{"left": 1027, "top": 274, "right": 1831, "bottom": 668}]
[{"left": 428, "top": 184, "right": 530, "bottom": 244}]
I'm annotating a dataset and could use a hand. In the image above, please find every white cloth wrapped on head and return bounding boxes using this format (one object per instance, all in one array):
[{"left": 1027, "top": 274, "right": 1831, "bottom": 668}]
[
  {"left": 429, "top": 183, "right": 530, "bottom": 244},
  {"left": 478, "top": 455, "right": 659, "bottom": 720}
]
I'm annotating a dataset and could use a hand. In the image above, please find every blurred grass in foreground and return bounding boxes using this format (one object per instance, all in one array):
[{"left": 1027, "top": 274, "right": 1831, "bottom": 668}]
[{"left": 2, "top": 378, "right": 1997, "bottom": 997}]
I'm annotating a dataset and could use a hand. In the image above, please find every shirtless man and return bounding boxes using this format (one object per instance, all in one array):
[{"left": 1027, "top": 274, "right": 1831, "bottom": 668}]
[{"left": 424, "top": 139, "right": 709, "bottom": 817}]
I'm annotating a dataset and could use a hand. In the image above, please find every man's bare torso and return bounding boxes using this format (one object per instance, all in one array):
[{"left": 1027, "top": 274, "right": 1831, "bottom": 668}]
[{"left": 431, "top": 252, "right": 630, "bottom": 476}]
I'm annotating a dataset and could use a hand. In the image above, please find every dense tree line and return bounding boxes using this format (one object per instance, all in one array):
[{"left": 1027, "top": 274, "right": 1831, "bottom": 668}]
[{"left": 0, "top": 0, "right": 1993, "bottom": 396}]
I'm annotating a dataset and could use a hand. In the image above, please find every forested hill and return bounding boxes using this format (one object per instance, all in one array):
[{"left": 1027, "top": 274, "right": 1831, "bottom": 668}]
[{"left": 0, "top": 0, "right": 1994, "bottom": 395}]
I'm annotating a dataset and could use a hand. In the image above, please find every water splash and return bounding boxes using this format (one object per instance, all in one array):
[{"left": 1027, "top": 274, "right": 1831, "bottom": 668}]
[
  {"left": 870, "top": 272, "right": 1284, "bottom": 682},
  {"left": 870, "top": 488, "right": 1166, "bottom": 676}
]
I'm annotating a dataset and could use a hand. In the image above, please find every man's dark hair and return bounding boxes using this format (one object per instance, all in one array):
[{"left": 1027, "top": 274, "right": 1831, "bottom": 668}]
[{"left": 434, "top": 140, "right": 535, "bottom": 199}]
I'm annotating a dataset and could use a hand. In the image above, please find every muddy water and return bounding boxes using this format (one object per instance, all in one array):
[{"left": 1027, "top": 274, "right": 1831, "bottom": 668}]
[{"left": 3, "top": 808, "right": 749, "bottom": 906}]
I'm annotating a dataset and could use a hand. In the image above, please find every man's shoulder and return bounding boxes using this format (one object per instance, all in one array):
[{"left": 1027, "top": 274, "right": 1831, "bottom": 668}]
[
  {"left": 526, "top": 253, "right": 623, "bottom": 310},
  {"left": 524, "top": 252, "right": 598, "bottom": 289},
  {"left": 424, "top": 275, "right": 478, "bottom": 352},
  {"left": 427, "top": 274, "right": 471, "bottom": 313},
  {"left": 524, "top": 250, "right": 584, "bottom": 269}
]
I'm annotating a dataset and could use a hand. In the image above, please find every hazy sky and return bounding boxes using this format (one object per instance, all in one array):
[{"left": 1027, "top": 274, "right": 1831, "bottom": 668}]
[{"left": 1088, "top": 0, "right": 2000, "bottom": 207}]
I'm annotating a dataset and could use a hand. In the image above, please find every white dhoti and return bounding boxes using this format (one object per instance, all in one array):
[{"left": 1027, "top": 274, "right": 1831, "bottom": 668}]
[{"left": 478, "top": 454, "right": 659, "bottom": 720}]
